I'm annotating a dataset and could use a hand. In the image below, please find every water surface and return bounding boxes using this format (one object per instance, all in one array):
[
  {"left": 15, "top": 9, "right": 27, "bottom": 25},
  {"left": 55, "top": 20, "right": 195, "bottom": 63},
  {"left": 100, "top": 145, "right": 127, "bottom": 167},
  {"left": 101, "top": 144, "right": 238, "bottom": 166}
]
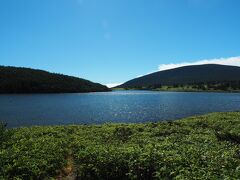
[{"left": 1, "top": 90, "right": 240, "bottom": 128}]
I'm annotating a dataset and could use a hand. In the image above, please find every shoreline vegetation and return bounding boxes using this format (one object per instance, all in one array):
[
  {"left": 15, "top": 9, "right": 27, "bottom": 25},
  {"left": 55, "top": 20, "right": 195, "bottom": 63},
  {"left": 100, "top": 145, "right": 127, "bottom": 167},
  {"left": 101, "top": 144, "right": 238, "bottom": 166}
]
[
  {"left": 1, "top": 112, "right": 240, "bottom": 179},
  {"left": 112, "top": 83, "right": 240, "bottom": 93}
]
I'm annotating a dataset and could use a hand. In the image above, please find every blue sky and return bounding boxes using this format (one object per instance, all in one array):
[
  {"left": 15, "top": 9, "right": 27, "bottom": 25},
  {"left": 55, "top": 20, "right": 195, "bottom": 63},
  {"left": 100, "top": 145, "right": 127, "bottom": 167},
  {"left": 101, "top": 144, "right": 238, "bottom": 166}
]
[{"left": 1, "top": 0, "right": 240, "bottom": 86}]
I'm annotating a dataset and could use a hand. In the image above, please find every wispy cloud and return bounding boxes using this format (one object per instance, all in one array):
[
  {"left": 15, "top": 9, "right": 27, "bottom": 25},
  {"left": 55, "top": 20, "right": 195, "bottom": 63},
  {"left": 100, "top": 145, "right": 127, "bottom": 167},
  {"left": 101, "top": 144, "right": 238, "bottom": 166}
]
[
  {"left": 106, "top": 83, "right": 122, "bottom": 88},
  {"left": 101, "top": 20, "right": 111, "bottom": 40},
  {"left": 135, "top": 56, "right": 240, "bottom": 78},
  {"left": 158, "top": 56, "right": 240, "bottom": 71},
  {"left": 101, "top": 20, "right": 109, "bottom": 29},
  {"left": 104, "top": 32, "right": 111, "bottom": 40}
]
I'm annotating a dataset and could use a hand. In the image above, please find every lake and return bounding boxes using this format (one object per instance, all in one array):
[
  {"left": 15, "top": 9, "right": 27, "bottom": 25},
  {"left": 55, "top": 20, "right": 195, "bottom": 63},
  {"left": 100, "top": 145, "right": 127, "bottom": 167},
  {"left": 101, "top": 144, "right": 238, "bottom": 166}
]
[{"left": 1, "top": 90, "right": 240, "bottom": 128}]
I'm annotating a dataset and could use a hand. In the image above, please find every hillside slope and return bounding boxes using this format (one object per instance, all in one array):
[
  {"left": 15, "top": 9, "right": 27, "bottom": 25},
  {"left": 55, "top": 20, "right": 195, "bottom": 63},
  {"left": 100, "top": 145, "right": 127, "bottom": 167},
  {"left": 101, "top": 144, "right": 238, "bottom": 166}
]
[
  {"left": 0, "top": 66, "right": 109, "bottom": 93},
  {"left": 118, "top": 64, "right": 240, "bottom": 90}
]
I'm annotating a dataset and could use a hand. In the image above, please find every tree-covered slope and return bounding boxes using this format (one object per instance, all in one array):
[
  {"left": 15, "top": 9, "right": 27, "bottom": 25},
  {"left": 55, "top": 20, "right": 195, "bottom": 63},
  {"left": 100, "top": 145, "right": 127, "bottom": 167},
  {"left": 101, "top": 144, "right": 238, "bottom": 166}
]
[
  {"left": 118, "top": 64, "right": 240, "bottom": 89},
  {"left": 0, "top": 66, "right": 109, "bottom": 93}
]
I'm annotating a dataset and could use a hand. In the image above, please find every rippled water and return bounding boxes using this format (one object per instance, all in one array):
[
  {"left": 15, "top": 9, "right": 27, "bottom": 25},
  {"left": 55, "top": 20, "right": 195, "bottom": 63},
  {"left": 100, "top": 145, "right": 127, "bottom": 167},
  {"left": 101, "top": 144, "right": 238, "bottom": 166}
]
[{"left": 1, "top": 90, "right": 240, "bottom": 128}]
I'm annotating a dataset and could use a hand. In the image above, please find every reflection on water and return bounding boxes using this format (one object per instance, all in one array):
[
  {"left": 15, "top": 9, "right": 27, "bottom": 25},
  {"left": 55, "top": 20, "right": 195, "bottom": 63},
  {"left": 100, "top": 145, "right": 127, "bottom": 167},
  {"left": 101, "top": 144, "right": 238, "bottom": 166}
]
[{"left": 0, "top": 90, "right": 240, "bottom": 128}]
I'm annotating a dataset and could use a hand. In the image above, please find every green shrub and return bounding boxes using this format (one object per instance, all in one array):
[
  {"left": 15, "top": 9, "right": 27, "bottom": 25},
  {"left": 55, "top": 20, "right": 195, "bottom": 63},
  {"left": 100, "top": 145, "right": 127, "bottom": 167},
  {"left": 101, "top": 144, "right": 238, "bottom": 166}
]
[
  {"left": 0, "top": 122, "right": 8, "bottom": 147},
  {"left": 1, "top": 112, "right": 240, "bottom": 179},
  {"left": 113, "top": 126, "right": 133, "bottom": 142},
  {"left": 215, "top": 131, "right": 240, "bottom": 144}
]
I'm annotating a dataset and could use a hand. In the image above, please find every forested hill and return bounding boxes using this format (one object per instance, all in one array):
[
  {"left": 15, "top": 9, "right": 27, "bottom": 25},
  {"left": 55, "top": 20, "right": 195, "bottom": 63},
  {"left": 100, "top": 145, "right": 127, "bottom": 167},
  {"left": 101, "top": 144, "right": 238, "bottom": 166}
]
[
  {"left": 117, "top": 64, "right": 240, "bottom": 90},
  {"left": 0, "top": 66, "right": 110, "bottom": 93}
]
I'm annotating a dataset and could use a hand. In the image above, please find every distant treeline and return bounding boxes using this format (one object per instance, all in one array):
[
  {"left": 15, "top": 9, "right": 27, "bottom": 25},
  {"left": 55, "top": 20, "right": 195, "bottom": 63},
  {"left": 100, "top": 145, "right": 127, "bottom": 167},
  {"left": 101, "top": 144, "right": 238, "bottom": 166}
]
[
  {"left": 0, "top": 66, "right": 110, "bottom": 93},
  {"left": 130, "top": 81, "right": 240, "bottom": 91}
]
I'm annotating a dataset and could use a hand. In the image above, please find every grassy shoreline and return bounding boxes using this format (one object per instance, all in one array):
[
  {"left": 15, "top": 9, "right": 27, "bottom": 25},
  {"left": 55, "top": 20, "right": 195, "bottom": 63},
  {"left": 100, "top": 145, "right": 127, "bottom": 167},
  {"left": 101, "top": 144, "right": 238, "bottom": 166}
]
[
  {"left": 1, "top": 112, "right": 240, "bottom": 179},
  {"left": 112, "top": 87, "right": 240, "bottom": 93}
]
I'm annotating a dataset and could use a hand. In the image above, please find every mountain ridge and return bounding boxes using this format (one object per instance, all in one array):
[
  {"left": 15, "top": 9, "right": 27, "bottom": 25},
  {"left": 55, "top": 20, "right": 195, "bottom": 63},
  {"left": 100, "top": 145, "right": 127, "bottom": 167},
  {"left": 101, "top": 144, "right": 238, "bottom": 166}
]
[
  {"left": 0, "top": 66, "right": 110, "bottom": 93},
  {"left": 117, "top": 64, "right": 240, "bottom": 90}
]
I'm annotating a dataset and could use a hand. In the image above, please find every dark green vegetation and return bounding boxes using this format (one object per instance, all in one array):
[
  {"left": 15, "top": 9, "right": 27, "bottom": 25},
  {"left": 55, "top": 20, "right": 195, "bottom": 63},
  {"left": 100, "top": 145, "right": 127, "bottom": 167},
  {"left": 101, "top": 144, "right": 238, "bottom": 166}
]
[
  {"left": 1, "top": 112, "right": 240, "bottom": 179},
  {"left": 0, "top": 66, "right": 109, "bottom": 93},
  {"left": 117, "top": 64, "right": 240, "bottom": 92}
]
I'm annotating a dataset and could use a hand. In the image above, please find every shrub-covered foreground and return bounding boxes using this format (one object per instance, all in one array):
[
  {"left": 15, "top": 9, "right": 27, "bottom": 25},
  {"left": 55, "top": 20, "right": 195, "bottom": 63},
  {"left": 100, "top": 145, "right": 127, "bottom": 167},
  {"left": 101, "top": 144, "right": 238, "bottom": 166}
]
[{"left": 1, "top": 112, "right": 240, "bottom": 179}]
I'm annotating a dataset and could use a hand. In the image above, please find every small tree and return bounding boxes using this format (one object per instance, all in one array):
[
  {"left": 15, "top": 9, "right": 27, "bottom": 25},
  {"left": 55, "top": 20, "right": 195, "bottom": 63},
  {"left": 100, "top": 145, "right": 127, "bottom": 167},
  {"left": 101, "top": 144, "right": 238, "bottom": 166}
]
[
  {"left": 153, "top": 84, "right": 162, "bottom": 89},
  {"left": 173, "top": 84, "right": 179, "bottom": 88}
]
